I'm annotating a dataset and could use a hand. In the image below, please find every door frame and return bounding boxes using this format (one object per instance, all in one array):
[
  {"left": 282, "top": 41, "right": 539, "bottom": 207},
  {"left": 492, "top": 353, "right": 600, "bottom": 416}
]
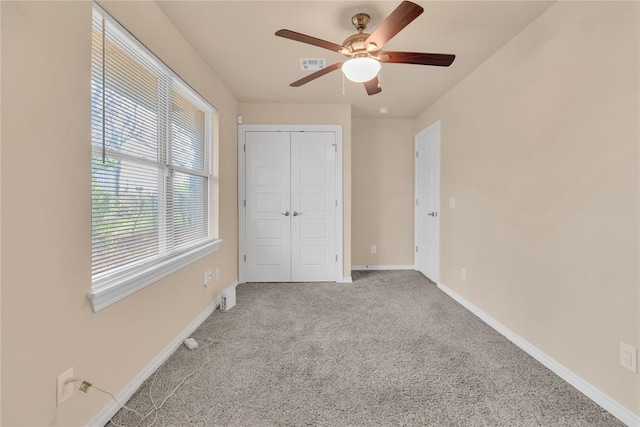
[
  {"left": 414, "top": 120, "right": 441, "bottom": 283},
  {"left": 238, "top": 124, "right": 344, "bottom": 283}
]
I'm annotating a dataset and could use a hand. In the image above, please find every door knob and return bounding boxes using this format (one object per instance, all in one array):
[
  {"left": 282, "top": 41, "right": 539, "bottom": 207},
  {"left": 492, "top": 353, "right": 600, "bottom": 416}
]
[
  {"left": 427, "top": 211, "right": 438, "bottom": 217},
  {"left": 293, "top": 211, "right": 303, "bottom": 216},
  {"left": 280, "top": 211, "right": 290, "bottom": 216}
]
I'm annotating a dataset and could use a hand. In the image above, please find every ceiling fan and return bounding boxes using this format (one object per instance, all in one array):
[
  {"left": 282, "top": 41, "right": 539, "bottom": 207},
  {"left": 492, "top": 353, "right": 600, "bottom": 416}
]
[{"left": 275, "top": 1, "right": 455, "bottom": 96}]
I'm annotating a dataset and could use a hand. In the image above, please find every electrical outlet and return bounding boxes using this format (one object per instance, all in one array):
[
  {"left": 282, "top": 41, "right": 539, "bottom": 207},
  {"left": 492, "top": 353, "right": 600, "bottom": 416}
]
[
  {"left": 449, "top": 196, "right": 456, "bottom": 208},
  {"left": 371, "top": 245, "right": 377, "bottom": 254},
  {"left": 203, "top": 270, "right": 212, "bottom": 286},
  {"left": 57, "top": 367, "right": 74, "bottom": 406},
  {"left": 620, "top": 342, "right": 637, "bottom": 373},
  {"left": 461, "top": 267, "right": 466, "bottom": 281}
]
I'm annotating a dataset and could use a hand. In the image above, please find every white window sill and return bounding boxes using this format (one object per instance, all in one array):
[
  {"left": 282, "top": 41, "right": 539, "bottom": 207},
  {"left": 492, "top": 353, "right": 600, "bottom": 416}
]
[{"left": 88, "top": 239, "right": 223, "bottom": 312}]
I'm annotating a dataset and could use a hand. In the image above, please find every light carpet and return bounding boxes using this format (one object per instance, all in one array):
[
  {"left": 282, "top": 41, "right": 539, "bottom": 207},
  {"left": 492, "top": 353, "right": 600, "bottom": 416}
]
[{"left": 108, "top": 270, "right": 622, "bottom": 426}]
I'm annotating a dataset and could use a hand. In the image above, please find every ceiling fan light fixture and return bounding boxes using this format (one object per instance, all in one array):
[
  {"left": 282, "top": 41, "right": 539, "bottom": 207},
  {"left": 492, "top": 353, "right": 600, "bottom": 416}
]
[{"left": 342, "top": 57, "right": 381, "bottom": 83}]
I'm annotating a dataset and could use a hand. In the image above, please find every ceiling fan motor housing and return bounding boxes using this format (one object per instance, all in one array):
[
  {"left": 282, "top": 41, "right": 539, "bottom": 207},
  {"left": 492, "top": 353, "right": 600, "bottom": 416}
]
[{"left": 342, "top": 32, "right": 371, "bottom": 54}]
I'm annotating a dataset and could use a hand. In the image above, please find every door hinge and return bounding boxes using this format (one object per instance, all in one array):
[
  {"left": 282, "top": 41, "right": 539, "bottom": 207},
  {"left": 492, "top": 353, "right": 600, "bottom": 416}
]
[
  {"left": 244, "top": 254, "right": 246, "bottom": 262},
  {"left": 416, "top": 246, "right": 419, "bottom": 253},
  {"left": 243, "top": 199, "right": 246, "bottom": 207},
  {"left": 335, "top": 199, "right": 338, "bottom": 207},
  {"left": 416, "top": 151, "right": 419, "bottom": 158},
  {"left": 416, "top": 198, "right": 419, "bottom": 206},
  {"left": 335, "top": 254, "right": 338, "bottom": 262},
  {"left": 243, "top": 144, "right": 246, "bottom": 152},
  {"left": 334, "top": 144, "right": 337, "bottom": 152}
]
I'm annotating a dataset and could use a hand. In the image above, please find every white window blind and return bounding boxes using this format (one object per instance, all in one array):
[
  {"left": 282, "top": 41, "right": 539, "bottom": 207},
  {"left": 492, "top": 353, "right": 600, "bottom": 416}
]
[{"left": 89, "top": 5, "right": 219, "bottom": 311}]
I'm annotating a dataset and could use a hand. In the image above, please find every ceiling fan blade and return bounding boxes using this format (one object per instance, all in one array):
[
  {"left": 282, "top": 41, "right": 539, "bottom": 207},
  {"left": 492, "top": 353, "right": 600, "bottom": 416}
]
[
  {"left": 365, "top": 1, "right": 424, "bottom": 51},
  {"left": 379, "top": 51, "right": 456, "bottom": 67},
  {"left": 363, "top": 76, "right": 382, "bottom": 96},
  {"left": 290, "top": 62, "right": 344, "bottom": 87},
  {"left": 275, "top": 29, "right": 346, "bottom": 53}
]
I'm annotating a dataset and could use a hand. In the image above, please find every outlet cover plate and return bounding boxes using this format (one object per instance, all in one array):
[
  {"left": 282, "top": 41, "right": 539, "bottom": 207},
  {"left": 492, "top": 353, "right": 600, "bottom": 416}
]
[
  {"left": 57, "top": 367, "right": 74, "bottom": 406},
  {"left": 620, "top": 342, "right": 637, "bottom": 373}
]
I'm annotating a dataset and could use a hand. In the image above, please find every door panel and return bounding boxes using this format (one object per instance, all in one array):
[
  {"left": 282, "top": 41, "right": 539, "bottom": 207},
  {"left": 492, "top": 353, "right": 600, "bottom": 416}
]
[
  {"left": 291, "top": 132, "right": 337, "bottom": 282},
  {"left": 245, "top": 132, "right": 291, "bottom": 282},
  {"left": 415, "top": 123, "right": 440, "bottom": 282}
]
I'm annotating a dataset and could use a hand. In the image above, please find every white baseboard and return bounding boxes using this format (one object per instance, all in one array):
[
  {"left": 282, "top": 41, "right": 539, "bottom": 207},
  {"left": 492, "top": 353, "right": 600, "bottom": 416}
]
[
  {"left": 89, "top": 297, "right": 221, "bottom": 427},
  {"left": 337, "top": 276, "right": 353, "bottom": 283},
  {"left": 351, "top": 265, "right": 415, "bottom": 271},
  {"left": 437, "top": 282, "right": 640, "bottom": 427}
]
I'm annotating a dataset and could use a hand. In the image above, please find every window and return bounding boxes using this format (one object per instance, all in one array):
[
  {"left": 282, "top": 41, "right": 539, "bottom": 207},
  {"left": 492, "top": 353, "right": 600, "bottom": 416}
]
[{"left": 89, "top": 5, "right": 220, "bottom": 312}]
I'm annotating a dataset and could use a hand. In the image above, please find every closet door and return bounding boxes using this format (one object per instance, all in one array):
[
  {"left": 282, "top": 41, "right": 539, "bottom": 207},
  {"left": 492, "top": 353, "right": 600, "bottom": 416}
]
[
  {"left": 245, "top": 132, "right": 291, "bottom": 282},
  {"left": 290, "top": 132, "right": 337, "bottom": 282}
]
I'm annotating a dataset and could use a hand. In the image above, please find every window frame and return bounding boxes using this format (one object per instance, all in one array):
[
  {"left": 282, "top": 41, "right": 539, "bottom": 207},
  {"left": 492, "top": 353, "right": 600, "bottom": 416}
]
[{"left": 88, "top": 4, "right": 221, "bottom": 312}]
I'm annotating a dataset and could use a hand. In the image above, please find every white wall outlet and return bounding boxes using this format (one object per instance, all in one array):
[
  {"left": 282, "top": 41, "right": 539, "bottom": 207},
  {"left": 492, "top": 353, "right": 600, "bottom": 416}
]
[
  {"left": 215, "top": 267, "right": 220, "bottom": 281},
  {"left": 461, "top": 267, "right": 466, "bottom": 281},
  {"left": 203, "top": 269, "right": 212, "bottom": 286},
  {"left": 371, "top": 245, "right": 377, "bottom": 254},
  {"left": 620, "top": 342, "right": 637, "bottom": 373},
  {"left": 449, "top": 196, "right": 456, "bottom": 208},
  {"left": 57, "top": 367, "right": 74, "bottom": 406}
]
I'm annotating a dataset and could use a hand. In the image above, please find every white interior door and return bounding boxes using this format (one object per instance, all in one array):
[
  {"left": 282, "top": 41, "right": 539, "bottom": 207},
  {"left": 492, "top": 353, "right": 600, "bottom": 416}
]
[
  {"left": 415, "top": 122, "right": 440, "bottom": 282},
  {"left": 291, "top": 132, "right": 337, "bottom": 282},
  {"left": 244, "top": 130, "right": 337, "bottom": 282},
  {"left": 245, "top": 132, "right": 291, "bottom": 282}
]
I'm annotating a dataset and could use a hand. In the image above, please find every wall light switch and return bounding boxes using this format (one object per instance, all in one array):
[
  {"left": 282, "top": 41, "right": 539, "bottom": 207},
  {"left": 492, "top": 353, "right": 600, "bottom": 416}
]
[{"left": 449, "top": 197, "right": 456, "bottom": 209}]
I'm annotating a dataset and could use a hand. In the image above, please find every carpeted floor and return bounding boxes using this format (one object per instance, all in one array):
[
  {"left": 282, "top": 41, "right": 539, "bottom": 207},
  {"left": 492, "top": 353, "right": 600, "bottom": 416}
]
[{"left": 108, "top": 270, "right": 622, "bottom": 426}]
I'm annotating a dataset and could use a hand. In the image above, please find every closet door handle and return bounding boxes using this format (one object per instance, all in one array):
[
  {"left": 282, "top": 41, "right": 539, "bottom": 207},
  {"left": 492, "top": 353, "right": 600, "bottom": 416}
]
[
  {"left": 279, "top": 211, "right": 290, "bottom": 216},
  {"left": 293, "top": 211, "right": 303, "bottom": 216}
]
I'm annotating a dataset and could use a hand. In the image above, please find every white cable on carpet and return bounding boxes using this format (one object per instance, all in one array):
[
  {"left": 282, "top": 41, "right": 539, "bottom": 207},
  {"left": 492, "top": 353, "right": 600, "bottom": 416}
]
[{"left": 74, "top": 309, "right": 249, "bottom": 427}]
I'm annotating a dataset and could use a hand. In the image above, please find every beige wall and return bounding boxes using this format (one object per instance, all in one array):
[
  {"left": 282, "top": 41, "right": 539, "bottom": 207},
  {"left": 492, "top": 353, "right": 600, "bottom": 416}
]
[
  {"left": 352, "top": 119, "right": 415, "bottom": 266},
  {"left": 1, "top": 1, "right": 238, "bottom": 425},
  {"left": 0, "top": 2, "right": 3, "bottom": 422},
  {"left": 2, "top": 0, "right": 638, "bottom": 424},
  {"left": 417, "top": 1, "right": 639, "bottom": 415},
  {"left": 239, "top": 103, "right": 352, "bottom": 278}
]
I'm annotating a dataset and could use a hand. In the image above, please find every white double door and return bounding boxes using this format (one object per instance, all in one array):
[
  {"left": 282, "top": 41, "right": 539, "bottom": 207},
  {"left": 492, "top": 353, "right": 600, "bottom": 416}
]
[{"left": 245, "top": 131, "right": 337, "bottom": 282}]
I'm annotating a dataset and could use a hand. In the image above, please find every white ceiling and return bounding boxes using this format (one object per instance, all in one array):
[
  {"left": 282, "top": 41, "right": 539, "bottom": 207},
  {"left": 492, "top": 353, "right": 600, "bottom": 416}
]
[{"left": 156, "top": 1, "right": 554, "bottom": 119}]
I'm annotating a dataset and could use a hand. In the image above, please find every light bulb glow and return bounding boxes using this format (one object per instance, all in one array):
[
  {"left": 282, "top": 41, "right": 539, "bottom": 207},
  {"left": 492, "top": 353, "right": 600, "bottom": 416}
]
[{"left": 342, "top": 57, "right": 381, "bottom": 83}]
